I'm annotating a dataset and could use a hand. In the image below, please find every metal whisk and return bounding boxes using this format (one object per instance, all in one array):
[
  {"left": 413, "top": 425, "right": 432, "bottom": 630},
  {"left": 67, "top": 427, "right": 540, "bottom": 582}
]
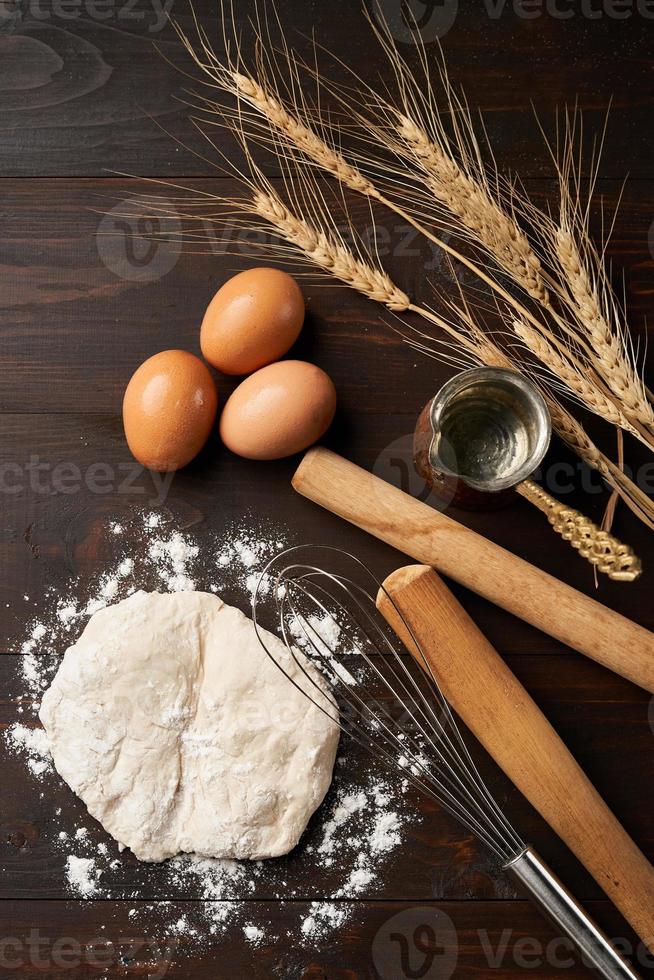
[{"left": 252, "top": 545, "right": 640, "bottom": 980}]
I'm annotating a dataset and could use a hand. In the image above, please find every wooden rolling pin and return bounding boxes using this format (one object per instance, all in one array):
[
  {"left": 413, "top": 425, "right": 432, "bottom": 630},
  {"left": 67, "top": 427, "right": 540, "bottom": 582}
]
[
  {"left": 292, "top": 448, "right": 654, "bottom": 694},
  {"left": 377, "top": 564, "right": 654, "bottom": 955}
]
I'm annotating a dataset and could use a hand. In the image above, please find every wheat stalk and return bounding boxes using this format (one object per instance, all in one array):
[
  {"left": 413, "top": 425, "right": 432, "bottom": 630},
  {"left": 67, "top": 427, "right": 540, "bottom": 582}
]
[
  {"left": 231, "top": 72, "right": 377, "bottom": 197},
  {"left": 389, "top": 103, "right": 654, "bottom": 447},
  {"left": 392, "top": 109, "right": 647, "bottom": 444},
  {"left": 395, "top": 112, "right": 549, "bottom": 306},
  {"left": 174, "top": 13, "right": 586, "bottom": 356},
  {"left": 247, "top": 176, "right": 654, "bottom": 528},
  {"left": 175, "top": 20, "right": 547, "bottom": 316},
  {"left": 512, "top": 318, "right": 643, "bottom": 437},
  {"left": 336, "top": 8, "right": 654, "bottom": 450},
  {"left": 554, "top": 224, "right": 654, "bottom": 432},
  {"left": 142, "top": 8, "right": 654, "bottom": 531},
  {"left": 518, "top": 101, "right": 654, "bottom": 433},
  {"left": 251, "top": 187, "right": 409, "bottom": 310}
]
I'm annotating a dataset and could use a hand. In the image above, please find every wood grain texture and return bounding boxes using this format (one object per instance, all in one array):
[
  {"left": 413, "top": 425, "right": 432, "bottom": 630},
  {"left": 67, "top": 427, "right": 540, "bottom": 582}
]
[
  {"left": 2, "top": 1, "right": 654, "bottom": 975},
  {"left": 1, "top": 0, "right": 654, "bottom": 177},
  {"left": 1, "top": 180, "right": 653, "bottom": 971},
  {"left": 5, "top": 899, "right": 651, "bottom": 978}
]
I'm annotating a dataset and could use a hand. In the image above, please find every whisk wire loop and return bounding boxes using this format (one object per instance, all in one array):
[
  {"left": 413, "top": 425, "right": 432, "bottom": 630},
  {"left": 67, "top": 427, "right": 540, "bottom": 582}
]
[{"left": 252, "top": 545, "right": 523, "bottom": 862}]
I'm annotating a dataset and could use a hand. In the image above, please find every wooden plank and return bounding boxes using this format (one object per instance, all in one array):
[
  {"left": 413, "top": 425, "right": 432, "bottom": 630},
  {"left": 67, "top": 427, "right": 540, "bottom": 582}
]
[
  {"left": 1, "top": 0, "right": 654, "bottom": 177},
  {"left": 5, "top": 898, "right": 652, "bottom": 978}
]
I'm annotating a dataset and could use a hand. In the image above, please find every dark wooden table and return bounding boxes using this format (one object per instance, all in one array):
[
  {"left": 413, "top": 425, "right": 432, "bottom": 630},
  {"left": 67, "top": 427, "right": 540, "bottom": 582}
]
[{"left": 2, "top": 1, "right": 654, "bottom": 977}]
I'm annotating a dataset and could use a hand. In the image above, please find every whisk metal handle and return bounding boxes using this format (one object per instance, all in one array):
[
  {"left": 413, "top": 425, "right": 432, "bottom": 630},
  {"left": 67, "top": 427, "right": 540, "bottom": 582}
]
[{"left": 505, "top": 848, "right": 641, "bottom": 980}]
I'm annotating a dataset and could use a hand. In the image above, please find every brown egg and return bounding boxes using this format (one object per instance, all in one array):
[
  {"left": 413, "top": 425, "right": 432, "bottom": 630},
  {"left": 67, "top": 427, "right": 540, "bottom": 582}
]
[
  {"left": 219, "top": 360, "right": 336, "bottom": 460},
  {"left": 123, "top": 350, "right": 218, "bottom": 471},
  {"left": 200, "top": 267, "right": 305, "bottom": 375}
]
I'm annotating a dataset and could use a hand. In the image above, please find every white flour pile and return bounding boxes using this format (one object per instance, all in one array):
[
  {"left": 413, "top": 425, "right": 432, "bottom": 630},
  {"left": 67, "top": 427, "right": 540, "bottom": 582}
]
[
  {"left": 3, "top": 510, "right": 416, "bottom": 959},
  {"left": 4, "top": 723, "right": 52, "bottom": 778}
]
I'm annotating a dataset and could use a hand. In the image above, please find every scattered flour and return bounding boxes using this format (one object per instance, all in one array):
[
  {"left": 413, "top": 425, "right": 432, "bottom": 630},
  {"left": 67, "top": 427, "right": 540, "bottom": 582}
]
[
  {"left": 318, "top": 791, "right": 368, "bottom": 858},
  {"left": 243, "top": 924, "right": 265, "bottom": 946},
  {"left": 148, "top": 531, "right": 199, "bottom": 592},
  {"left": 5, "top": 722, "right": 52, "bottom": 777},
  {"left": 370, "top": 810, "right": 402, "bottom": 854},
  {"left": 57, "top": 604, "right": 77, "bottom": 625},
  {"left": 300, "top": 902, "right": 347, "bottom": 939},
  {"left": 19, "top": 653, "right": 47, "bottom": 696},
  {"left": 65, "top": 855, "right": 102, "bottom": 897}
]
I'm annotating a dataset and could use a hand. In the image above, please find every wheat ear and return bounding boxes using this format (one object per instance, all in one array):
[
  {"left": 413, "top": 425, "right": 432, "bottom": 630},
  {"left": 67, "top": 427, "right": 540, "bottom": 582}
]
[
  {"left": 391, "top": 104, "right": 654, "bottom": 443},
  {"left": 512, "top": 319, "right": 641, "bottom": 437},
  {"left": 554, "top": 225, "right": 654, "bottom": 430},
  {"left": 395, "top": 113, "right": 549, "bottom": 306},
  {"left": 342, "top": 9, "right": 654, "bottom": 446},
  {"left": 251, "top": 188, "right": 409, "bottom": 311}
]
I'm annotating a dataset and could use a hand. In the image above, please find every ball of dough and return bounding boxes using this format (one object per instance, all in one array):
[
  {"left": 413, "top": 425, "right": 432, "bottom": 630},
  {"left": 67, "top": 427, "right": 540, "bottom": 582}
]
[{"left": 39, "top": 591, "right": 339, "bottom": 863}]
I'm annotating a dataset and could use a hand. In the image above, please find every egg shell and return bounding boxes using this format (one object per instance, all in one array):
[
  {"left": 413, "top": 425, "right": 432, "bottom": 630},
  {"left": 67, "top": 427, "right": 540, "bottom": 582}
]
[
  {"left": 123, "top": 350, "right": 218, "bottom": 472},
  {"left": 219, "top": 360, "right": 337, "bottom": 461},
  {"left": 200, "top": 267, "right": 305, "bottom": 375}
]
